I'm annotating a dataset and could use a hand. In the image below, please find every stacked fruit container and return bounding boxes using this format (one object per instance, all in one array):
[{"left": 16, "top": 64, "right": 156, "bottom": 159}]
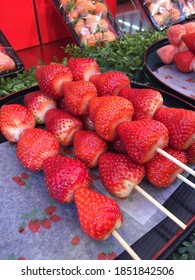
[
  {"left": 0, "top": 30, "right": 24, "bottom": 78},
  {"left": 52, "top": 0, "right": 123, "bottom": 47},
  {"left": 139, "top": 0, "right": 195, "bottom": 30}
]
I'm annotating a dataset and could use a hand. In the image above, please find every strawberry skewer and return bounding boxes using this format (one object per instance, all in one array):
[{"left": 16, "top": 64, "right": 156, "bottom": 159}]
[
  {"left": 156, "top": 147, "right": 195, "bottom": 178},
  {"left": 75, "top": 187, "right": 141, "bottom": 260},
  {"left": 42, "top": 155, "right": 141, "bottom": 259},
  {"left": 117, "top": 91, "right": 195, "bottom": 179},
  {"left": 154, "top": 107, "right": 195, "bottom": 178},
  {"left": 99, "top": 152, "right": 187, "bottom": 230},
  {"left": 117, "top": 118, "right": 195, "bottom": 181}
]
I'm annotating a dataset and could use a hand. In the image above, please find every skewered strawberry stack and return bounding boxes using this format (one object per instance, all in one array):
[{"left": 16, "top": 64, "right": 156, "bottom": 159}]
[
  {"left": 0, "top": 57, "right": 194, "bottom": 259},
  {"left": 156, "top": 22, "right": 195, "bottom": 73}
]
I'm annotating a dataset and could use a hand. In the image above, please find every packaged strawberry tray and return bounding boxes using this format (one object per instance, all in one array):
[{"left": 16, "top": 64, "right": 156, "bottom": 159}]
[
  {"left": 139, "top": 0, "right": 195, "bottom": 30},
  {"left": 52, "top": 0, "right": 123, "bottom": 47},
  {"left": 0, "top": 30, "right": 24, "bottom": 78},
  {"left": 0, "top": 84, "right": 194, "bottom": 260}
]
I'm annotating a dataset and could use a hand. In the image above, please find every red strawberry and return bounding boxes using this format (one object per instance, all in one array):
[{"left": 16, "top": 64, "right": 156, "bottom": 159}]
[
  {"left": 173, "top": 51, "right": 195, "bottom": 73},
  {"left": 16, "top": 128, "right": 60, "bottom": 171},
  {"left": 145, "top": 147, "right": 187, "bottom": 187},
  {"left": 71, "top": 235, "right": 80, "bottom": 245},
  {"left": 73, "top": 130, "right": 108, "bottom": 168},
  {"left": 50, "top": 214, "right": 61, "bottom": 222},
  {"left": 35, "top": 64, "right": 73, "bottom": 99},
  {"left": 92, "top": 96, "right": 134, "bottom": 141},
  {"left": 154, "top": 107, "right": 195, "bottom": 150},
  {"left": 117, "top": 120, "right": 169, "bottom": 164},
  {"left": 43, "top": 154, "right": 90, "bottom": 203},
  {"left": 74, "top": 187, "right": 123, "bottom": 240},
  {"left": 182, "top": 32, "right": 195, "bottom": 54},
  {"left": 81, "top": 114, "right": 95, "bottom": 131},
  {"left": 67, "top": 57, "right": 101, "bottom": 81},
  {"left": 166, "top": 24, "right": 186, "bottom": 46},
  {"left": 183, "top": 21, "right": 195, "bottom": 34},
  {"left": 99, "top": 152, "right": 145, "bottom": 198},
  {"left": 45, "top": 108, "right": 83, "bottom": 146},
  {"left": 119, "top": 88, "right": 163, "bottom": 120},
  {"left": 88, "top": 96, "right": 109, "bottom": 122},
  {"left": 94, "top": 71, "right": 130, "bottom": 96},
  {"left": 184, "top": 142, "right": 195, "bottom": 164},
  {"left": 156, "top": 44, "right": 179, "bottom": 64},
  {"left": 44, "top": 206, "right": 57, "bottom": 215},
  {"left": 40, "top": 218, "right": 52, "bottom": 229},
  {"left": 23, "top": 91, "right": 57, "bottom": 124},
  {"left": 62, "top": 80, "right": 97, "bottom": 116},
  {"left": 0, "top": 104, "right": 36, "bottom": 142},
  {"left": 89, "top": 73, "right": 102, "bottom": 87},
  {"left": 111, "top": 136, "right": 126, "bottom": 154},
  {"left": 28, "top": 220, "right": 40, "bottom": 233}
]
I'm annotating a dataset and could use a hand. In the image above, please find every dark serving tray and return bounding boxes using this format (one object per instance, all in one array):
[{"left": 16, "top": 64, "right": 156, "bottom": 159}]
[
  {"left": 0, "top": 30, "right": 24, "bottom": 78},
  {"left": 0, "top": 84, "right": 194, "bottom": 260},
  {"left": 144, "top": 38, "right": 195, "bottom": 106}
]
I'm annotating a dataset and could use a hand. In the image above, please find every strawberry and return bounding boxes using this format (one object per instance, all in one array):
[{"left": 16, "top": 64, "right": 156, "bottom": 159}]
[
  {"left": 156, "top": 44, "right": 179, "bottom": 64},
  {"left": 173, "top": 50, "right": 195, "bottom": 73},
  {"left": 166, "top": 24, "right": 186, "bottom": 46},
  {"left": 94, "top": 2, "right": 108, "bottom": 17},
  {"left": 102, "top": 30, "right": 116, "bottom": 43},
  {"left": 62, "top": 80, "right": 97, "bottom": 116},
  {"left": 73, "top": 130, "right": 108, "bottom": 168},
  {"left": 119, "top": 88, "right": 163, "bottom": 120},
  {"left": 89, "top": 73, "right": 102, "bottom": 87},
  {"left": 184, "top": 142, "right": 195, "bottom": 164},
  {"left": 45, "top": 108, "right": 83, "bottom": 146},
  {"left": 94, "top": 71, "right": 130, "bottom": 96},
  {"left": 111, "top": 136, "right": 126, "bottom": 154},
  {"left": 28, "top": 220, "right": 40, "bottom": 233},
  {"left": 117, "top": 119, "right": 169, "bottom": 164},
  {"left": 16, "top": 128, "right": 60, "bottom": 171},
  {"left": 74, "top": 187, "right": 123, "bottom": 241},
  {"left": 88, "top": 96, "right": 109, "bottom": 122},
  {"left": 67, "top": 57, "right": 101, "bottom": 81},
  {"left": 92, "top": 96, "right": 134, "bottom": 141},
  {"left": 23, "top": 91, "right": 57, "bottom": 124},
  {"left": 76, "top": 0, "right": 95, "bottom": 16},
  {"left": 74, "top": 19, "right": 85, "bottom": 37},
  {"left": 0, "top": 104, "right": 36, "bottom": 142},
  {"left": 35, "top": 64, "right": 73, "bottom": 99},
  {"left": 43, "top": 154, "right": 90, "bottom": 203},
  {"left": 183, "top": 22, "right": 195, "bottom": 34},
  {"left": 81, "top": 114, "right": 95, "bottom": 131},
  {"left": 99, "top": 152, "right": 145, "bottom": 198},
  {"left": 0, "top": 52, "right": 15, "bottom": 73},
  {"left": 80, "top": 33, "right": 96, "bottom": 47},
  {"left": 145, "top": 147, "right": 187, "bottom": 187},
  {"left": 182, "top": 32, "right": 195, "bottom": 54},
  {"left": 154, "top": 107, "right": 195, "bottom": 150}
]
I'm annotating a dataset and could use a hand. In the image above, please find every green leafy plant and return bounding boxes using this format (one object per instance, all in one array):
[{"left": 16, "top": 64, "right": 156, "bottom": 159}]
[
  {"left": 0, "top": 29, "right": 166, "bottom": 98},
  {"left": 64, "top": 29, "right": 166, "bottom": 82}
]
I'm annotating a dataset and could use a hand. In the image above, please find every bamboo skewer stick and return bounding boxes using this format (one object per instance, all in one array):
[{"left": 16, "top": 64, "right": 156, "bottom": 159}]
[
  {"left": 156, "top": 148, "right": 195, "bottom": 177},
  {"left": 112, "top": 230, "right": 141, "bottom": 260},
  {"left": 134, "top": 185, "right": 187, "bottom": 230},
  {"left": 177, "top": 174, "right": 195, "bottom": 189}
]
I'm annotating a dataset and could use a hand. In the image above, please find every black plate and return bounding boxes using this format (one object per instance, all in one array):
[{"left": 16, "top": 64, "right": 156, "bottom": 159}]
[
  {"left": 0, "top": 30, "right": 24, "bottom": 78},
  {"left": 144, "top": 38, "right": 195, "bottom": 106},
  {"left": 0, "top": 84, "right": 194, "bottom": 260}
]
